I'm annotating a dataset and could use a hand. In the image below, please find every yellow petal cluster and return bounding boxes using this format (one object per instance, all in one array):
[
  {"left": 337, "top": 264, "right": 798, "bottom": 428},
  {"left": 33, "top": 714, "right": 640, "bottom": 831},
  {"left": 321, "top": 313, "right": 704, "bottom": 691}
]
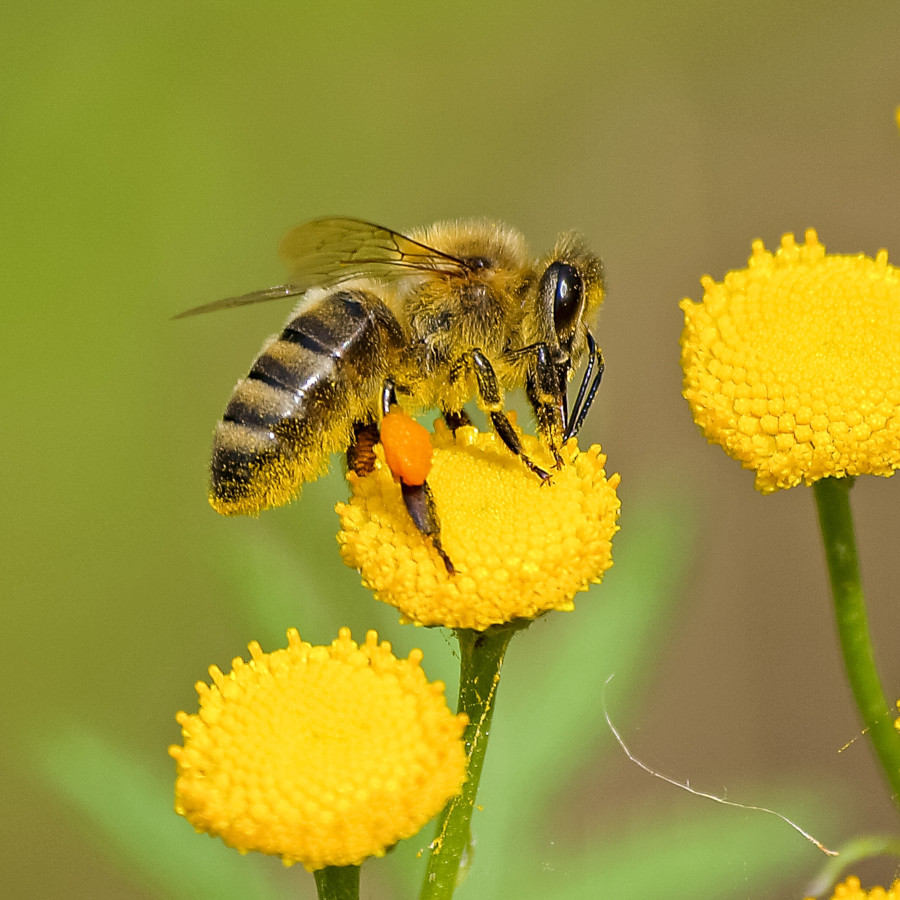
[
  {"left": 336, "top": 420, "right": 620, "bottom": 630},
  {"left": 169, "top": 628, "right": 467, "bottom": 871},
  {"left": 805, "top": 876, "right": 900, "bottom": 899},
  {"left": 680, "top": 230, "right": 900, "bottom": 492}
]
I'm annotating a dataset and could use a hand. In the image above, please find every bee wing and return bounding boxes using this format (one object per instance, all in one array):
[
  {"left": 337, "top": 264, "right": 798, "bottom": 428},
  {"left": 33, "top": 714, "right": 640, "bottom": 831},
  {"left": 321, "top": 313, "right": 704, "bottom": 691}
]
[
  {"left": 172, "top": 284, "right": 307, "bottom": 319},
  {"left": 174, "top": 217, "right": 471, "bottom": 319},
  {"left": 277, "top": 217, "right": 471, "bottom": 287}
]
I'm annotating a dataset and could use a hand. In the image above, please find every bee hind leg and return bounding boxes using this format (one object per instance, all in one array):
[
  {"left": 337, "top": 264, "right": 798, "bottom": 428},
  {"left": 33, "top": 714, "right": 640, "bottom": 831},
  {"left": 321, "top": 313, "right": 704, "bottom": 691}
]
[
  {"left": 347, "top": 420, "right": 380, "bottom": 476},
  {"left": 376, "top": 383, "right": 456, "bottom": 575},
  {"left": 401, "top": 481, "right": 454, "bottom": 574},
  {"left": 346, "top": 422, "right": 453, "bottom": 573},
  {"left": 381, "top": 378, "right": 398, "bottom": 416}
]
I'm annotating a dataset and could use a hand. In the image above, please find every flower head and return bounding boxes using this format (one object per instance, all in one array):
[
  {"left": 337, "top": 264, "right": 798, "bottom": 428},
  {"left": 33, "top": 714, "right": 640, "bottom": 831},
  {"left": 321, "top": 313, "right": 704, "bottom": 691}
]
[
  {"left": 169, "top": 628, "right": 467, "bottom": 871},
  {"left": 336, "top": 419, "right": 620, "bottom": 630},
  {"left": 805, "top": 876, "right": 900, "bottom": 899},
  {"left": 680, "top": 230, "right": 900, "bottom": 492}
]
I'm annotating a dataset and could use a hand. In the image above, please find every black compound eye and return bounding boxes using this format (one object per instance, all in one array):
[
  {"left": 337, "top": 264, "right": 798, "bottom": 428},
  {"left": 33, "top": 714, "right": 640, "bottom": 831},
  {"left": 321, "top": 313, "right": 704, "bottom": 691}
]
[{"left": 542, "top": 261, "right": 583, "bottom": 340}]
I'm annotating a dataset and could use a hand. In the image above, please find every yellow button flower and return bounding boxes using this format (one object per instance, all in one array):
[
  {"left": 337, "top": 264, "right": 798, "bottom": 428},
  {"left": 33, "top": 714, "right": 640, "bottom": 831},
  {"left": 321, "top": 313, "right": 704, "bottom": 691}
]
[
  {"left": 805, "top": 876, "right": 900, "bottom": 899},
  {"left": 336, "top": 420, "right": 620, "bottom": 630},
  {"left": 169, "top": 628, "right": 467, "bottom": 871},
  {"left": 680, "top": 230, "right": 900, "bottom": 492}
]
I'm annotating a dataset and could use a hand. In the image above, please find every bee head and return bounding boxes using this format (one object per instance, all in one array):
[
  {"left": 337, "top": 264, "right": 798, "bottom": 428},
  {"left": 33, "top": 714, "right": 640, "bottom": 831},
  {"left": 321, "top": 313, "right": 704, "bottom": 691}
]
[{"left": 537, "top": 235, "right": 605, "bottom": 367}]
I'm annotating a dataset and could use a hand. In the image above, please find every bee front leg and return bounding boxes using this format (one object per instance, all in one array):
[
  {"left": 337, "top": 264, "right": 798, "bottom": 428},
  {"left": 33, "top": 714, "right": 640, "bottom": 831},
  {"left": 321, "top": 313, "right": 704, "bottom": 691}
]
[
  {"left": 525, "top": 344, "right": 566, "bottom": 469},
  {"left": 466, "top": 349, "right": 552, "bottom": 483},
  {"left": 564, "top": 331, "right": 604, "bottom": 440}
]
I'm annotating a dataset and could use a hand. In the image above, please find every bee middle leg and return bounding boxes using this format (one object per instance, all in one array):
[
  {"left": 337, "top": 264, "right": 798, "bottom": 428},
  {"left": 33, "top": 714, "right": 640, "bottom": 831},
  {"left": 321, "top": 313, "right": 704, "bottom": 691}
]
[
  {"left": 463, "top": 349, "right": 552, "bottom": 483},
  {"left": 442, "top": 409, "right": 472, "bottom": 432}
]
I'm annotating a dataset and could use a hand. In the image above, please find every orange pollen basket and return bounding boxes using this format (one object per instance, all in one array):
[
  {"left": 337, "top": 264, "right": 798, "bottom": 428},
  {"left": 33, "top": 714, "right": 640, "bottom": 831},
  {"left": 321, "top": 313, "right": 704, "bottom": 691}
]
[{"left": 380, "top": 409, "right": 433, "bottom": 486}]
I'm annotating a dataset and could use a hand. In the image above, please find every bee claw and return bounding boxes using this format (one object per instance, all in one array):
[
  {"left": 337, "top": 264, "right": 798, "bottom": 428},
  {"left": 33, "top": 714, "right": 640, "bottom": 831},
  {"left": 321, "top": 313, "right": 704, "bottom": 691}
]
[{"left": 520, "top": 455, "right": 552, "bottom": 483}]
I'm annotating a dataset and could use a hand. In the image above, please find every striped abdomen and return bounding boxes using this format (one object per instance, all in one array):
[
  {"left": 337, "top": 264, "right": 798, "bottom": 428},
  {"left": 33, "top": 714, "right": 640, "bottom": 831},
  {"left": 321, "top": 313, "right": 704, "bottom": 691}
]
[{"left": 210, "top": 289, "right": 403, "bottom": 515}]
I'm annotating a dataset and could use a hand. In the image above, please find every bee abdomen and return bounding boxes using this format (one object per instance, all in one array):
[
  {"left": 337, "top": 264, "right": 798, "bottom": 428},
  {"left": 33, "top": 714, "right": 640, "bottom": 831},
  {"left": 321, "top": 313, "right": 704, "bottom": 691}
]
[{"left": 210, "top": 290, "right": 403, "bottom": 515}]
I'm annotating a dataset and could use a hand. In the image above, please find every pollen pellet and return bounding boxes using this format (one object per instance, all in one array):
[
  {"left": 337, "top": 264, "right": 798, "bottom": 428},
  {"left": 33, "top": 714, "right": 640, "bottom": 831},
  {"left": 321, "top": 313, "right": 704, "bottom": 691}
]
[{"left": 380, "top": 409, "right": 433, "bottom": 486}]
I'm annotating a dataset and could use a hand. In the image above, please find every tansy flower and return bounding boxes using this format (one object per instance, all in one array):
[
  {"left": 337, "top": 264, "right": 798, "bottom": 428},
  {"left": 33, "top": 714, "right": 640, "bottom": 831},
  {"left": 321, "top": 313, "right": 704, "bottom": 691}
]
[
  {"left": 680, "top": 230, "right": 900, "bottom": 492},
  {"left": 805, "top": 876, "right": 900, "bottom": 899},
  {"left": 336, "top": 419, "right": 620, "bottom": 630},
  {"left": 169, "top": 628, "right": 467, "bottom": 871}
]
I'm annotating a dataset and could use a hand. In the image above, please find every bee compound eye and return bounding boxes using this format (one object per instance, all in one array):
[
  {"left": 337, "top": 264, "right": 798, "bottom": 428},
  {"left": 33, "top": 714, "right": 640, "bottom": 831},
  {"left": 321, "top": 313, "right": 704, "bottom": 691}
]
[{"left": 542, "top": 261, "right": 583, "bottom": 339}]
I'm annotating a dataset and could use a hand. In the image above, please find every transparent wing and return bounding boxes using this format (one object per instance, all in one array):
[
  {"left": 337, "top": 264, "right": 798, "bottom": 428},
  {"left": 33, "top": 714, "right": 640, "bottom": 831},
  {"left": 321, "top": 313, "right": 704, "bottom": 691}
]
[
  {"left": 174, "top": 217, "right": 472, "bottom": 318},
  {"left": 277, "top": 216, "right": 471, "bottom": 287},
  {"left": 172, "top": 284, "right": 306, "bottom": 319}
]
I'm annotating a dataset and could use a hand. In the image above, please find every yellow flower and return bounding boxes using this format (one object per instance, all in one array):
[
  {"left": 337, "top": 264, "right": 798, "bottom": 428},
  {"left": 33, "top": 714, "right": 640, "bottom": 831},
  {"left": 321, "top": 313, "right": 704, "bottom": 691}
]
[
  {"left": 169, "top": 628, "right": 467, "bottom": 871},
  {"left": 336, "top": 419, "right": 620, "bottom": 630},
  {"left": 805, "top": 876, "right": 900, "bottom": 899},
  {"left": 680, "top": 230, "right": 900, "bottom": 492}
]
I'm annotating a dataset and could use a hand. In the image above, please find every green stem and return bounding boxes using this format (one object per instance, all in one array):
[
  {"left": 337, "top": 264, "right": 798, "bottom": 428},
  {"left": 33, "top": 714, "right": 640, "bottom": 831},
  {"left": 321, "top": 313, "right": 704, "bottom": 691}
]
[
  {"left": 420, "top": 623, "right": 521, "bottom": 900},
  {"left": 813, "top": 476, "right": 900, "bottom": 813},
  {"left": 313, "top": 865, "right": 360, "bottom": 900}
]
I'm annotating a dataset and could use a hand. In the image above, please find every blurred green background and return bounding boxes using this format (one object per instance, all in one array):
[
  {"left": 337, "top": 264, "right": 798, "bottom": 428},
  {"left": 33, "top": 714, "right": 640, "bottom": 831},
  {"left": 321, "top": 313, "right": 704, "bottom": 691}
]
[{"left": 4, "top": 2, "right": 900, "bottom": 898}]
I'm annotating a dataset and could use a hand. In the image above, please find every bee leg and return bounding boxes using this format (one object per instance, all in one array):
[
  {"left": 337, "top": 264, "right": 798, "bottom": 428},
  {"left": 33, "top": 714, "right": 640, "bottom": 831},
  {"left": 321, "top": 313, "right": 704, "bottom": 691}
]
[
  {"left": 468, "top": 349, "right": 552, "bottom": 483},
  {"left": 347, "top": 372, "right": 401, "bottom": 477},
  {"left": 381, "top": 378, "right": 398, "bottom": 416},
  {"left": 564, "top": 331, "right": 604, "bottom": 440},
  {"left": 525, "top": 344, "right": 566, "bottom": 469},
  {"left": 378, "top": 389, "right": 455, "bottom": 574},
  {"left": 401, "top": 481, "right": 455, "bottom": 574},
  {"left": 347, "top": 420, "right": 380, "bottom": 476},
  {"left": 442, "top": 409, "right": 472, "bottom": 432}
]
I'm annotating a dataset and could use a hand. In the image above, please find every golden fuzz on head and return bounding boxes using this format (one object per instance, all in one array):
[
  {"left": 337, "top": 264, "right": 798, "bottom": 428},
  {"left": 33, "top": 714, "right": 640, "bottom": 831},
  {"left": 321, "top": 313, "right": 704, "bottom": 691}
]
[
  {"left": 336, "top": 420, "right": 620, "bottom": 630},
  {"left": 169, "top": 628, "right": 467, "bottom": 871},
  {"left": 805, "top": 876, "right": 900, "bottom": 899},
  {"left": 680, "top": 230, "right": 900, "bottom": 492}
]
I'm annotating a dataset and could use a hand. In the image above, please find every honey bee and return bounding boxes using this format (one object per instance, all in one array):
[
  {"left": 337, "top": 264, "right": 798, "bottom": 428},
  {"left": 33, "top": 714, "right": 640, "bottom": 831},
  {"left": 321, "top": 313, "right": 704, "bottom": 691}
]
[{"left": 178, "top": 217, "right": 605, "bottom": 530}]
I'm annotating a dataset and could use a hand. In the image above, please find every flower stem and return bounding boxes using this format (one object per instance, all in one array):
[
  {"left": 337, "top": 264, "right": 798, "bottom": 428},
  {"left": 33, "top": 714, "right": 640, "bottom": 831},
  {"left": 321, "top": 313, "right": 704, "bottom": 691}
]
[
  {"left": 813, "top": 476, "right": 900, "bottom": 813},
  {"left": 313, "top": 864, "right": 360, "bottom": 900},
  {"left": 420, "top": 623, "right": 521, "bottom": 900}
]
